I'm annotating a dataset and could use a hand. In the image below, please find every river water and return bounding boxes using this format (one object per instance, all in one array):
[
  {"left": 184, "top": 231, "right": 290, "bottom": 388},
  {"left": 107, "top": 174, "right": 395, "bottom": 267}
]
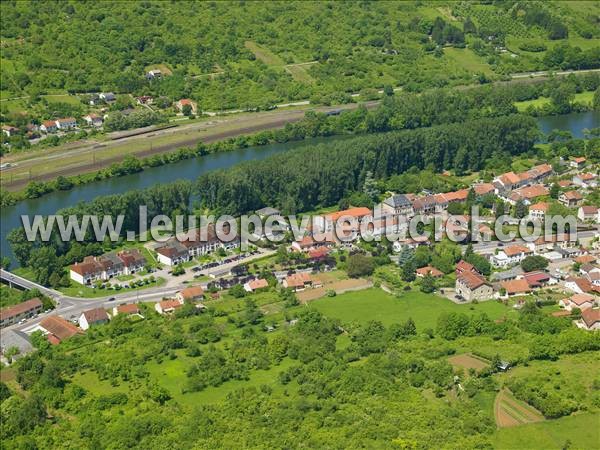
[{"left": 1, "top": 111, "right": 597, "bottom": 266}]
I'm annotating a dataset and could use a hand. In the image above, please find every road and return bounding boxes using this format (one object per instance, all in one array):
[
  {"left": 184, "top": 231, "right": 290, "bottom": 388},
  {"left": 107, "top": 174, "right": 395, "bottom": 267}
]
[{"left": 0, "top": 248, "right": 275, "bottom": 335}]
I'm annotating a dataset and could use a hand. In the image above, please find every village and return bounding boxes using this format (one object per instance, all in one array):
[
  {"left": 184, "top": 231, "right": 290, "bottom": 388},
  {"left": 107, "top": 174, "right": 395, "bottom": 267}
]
[{"left": 2, "top": 153, "right": 598, "bottom": 358}]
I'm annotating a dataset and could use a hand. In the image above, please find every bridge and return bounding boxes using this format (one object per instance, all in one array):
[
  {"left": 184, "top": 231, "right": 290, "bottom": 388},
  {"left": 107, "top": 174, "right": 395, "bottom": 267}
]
[{"left": 0, "top": 269, "right": 61, "bottom": 298}]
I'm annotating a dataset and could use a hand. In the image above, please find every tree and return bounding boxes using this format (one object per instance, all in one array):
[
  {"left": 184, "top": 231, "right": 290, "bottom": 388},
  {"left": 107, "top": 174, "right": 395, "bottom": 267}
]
[
  {"left": 401, "top": 261, "right": 416, "bottom": 282},
  {"left": 346, "top": 254, "right": 375, "bottom": 278},
  {"left": 229, "top": 284, "right": 246, "bottom": 298},
  {"left": 550, "top": 83, "right": 576, "bottom": 114},
  {"left": 521, "top": 255, "right": 549, "bottom": 272},
  {"left": 514, "top": 200, "right": 528, "bottom": 219},
  {"left": 362, "top": 171, "right": 379, "bottom": 202},
  {"left": 182, "top": 103, "right": 193, "bottom": 116},
  {"left": 420, "top": 273, "right": 436, "bottom": 293},
  {"left": 550, "top": 183, "right": 560, "bottom": 199}
]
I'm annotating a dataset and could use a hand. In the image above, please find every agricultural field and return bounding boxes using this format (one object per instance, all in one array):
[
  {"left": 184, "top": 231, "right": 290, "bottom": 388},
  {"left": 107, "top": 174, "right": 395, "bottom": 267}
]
[
  {"left": 448, "top": 353, "right": 490, "bottom": 373},
  {"left": 494, "top": 388, "right": 545, "bottom": 428}
]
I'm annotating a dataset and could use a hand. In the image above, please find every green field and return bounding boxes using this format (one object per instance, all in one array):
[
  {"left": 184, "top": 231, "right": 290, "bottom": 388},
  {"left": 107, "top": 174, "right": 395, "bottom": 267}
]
[
  {"left": 515, "top": 91, "right": 595, "bottom": 112},
  {"left": 492, "top": 412, "right": 600, "bottom": 449},
  {"left": 309, "top": 288, "right": 514, "bottom": 330}
]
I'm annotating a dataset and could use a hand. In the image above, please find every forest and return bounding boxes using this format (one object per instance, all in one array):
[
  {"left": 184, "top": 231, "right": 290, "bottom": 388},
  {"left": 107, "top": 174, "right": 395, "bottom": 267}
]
[{"left": 1, "top": 1, "right": 599, "bottom": 111}]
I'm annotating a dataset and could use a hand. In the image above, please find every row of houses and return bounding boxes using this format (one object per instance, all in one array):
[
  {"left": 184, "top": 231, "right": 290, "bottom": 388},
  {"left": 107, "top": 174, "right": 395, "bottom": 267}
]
[
  {"left": 0, "top": 298, "right": 43, "bottom": 328},
  {"left": 154, "top": 226, "right": 239, "bottom": 266},
  {"left": 40, "top": 117, "right": 77, "bottom": 133},
  {"left": 69, "top": 249, "right": 146, "bottom": 285}
]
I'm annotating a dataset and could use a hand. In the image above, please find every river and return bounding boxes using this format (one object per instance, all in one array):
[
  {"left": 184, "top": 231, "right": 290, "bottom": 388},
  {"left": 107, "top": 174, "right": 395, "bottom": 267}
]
[{"left": 1, "top": 111, "right": 597, "bottom": 266}]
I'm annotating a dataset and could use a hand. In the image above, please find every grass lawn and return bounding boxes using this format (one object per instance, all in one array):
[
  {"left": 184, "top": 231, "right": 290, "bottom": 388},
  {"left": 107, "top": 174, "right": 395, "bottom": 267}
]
[
  {"left": 309, "top": 288, "right": 513, "bottom": 330},
  {"left": 146, "top": 352, "right": 295, "bottom": 406},
  {"left": 444, "top": 47, "right": 494, "bottom": 76},
  {"left": 71, "top": 371, "right": 131, "bottom": 395},
  {"left": 244, "top": 41, "right": 285, "bottom": 66},
  {"left": 59, "top": 277, "right": 165, "bottom": 298},
  {"left": 492, "top": 412, "right": 600, "bottom": 449},
  {"left": 515, "top": 91, "right": 595, "bottom": 111}
]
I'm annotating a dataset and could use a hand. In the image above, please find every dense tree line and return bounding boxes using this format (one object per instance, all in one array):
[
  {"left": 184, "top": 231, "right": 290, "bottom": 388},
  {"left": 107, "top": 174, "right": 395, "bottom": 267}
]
[{"left": 196, "top": 114, "right": 538, "bottom": 215}]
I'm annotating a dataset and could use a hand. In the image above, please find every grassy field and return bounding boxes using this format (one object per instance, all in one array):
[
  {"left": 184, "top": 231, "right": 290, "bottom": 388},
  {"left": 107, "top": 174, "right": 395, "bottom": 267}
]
[
  {"left": 515, "top": 91, "right": 595, "bottom": 111},
  {"left": 244, "top": 41, "right": 285, "bottom": 66},
  {"left": 309, "top": 288, "right": 513, "bottom": 330},
  {"left": 492, "top": 412, "right": 600, "bottom": 449}
]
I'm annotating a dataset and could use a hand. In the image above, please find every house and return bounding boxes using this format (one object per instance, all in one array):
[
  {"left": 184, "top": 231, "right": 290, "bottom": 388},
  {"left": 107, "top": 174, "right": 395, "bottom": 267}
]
[
  {"left": 564, "top": 277, "right": 594, "bottom": 294},
  {"left": 578, "top": 206, "right": 598, "bottom": 222},
  {"left": 456, "top": 260, "right": 476, "bottom": 275},
  {"left": 307, "top": 246, "right": 332, "bottom": 261},
  {"left": 579, "top": 308, "right": 600, "bottom": 330},
  {"left": 113, "top": 304, "right": 140, "bottom": 316},
  {"left": 79, "top": 308, "right": 109, "bottom": 330},
  {"left": 492, "top": 245, "right": 533, "bottom": 267},
  {"left": 39, "top": 316, "right": 82, "bottom": 344},
  {"left": 136, "top": 96, "right": 154, "bottom": 105},
  {"left": 570, "top": 157, "right": 586, "bottom": 169},
  {"left": 527, "top": 163, "right": 553, "bottom": 181},
  {"left": 83, "top": 113, "right": 103, "bottom": 127},
  {"left": 559, "top": 191, "right": 583, "bottom": 207},
  {"left": 155, "top": 299, "right": 183, "bottom": 315},
  {"left": 506, "top": 184, "right": 549, "bottom": 205},
  {"left": 523, "top": 271, "right": 556, "bottom": 288},
  {"left": 382, "top": 194, "right": 414, "bottom": 217},
  {"left": 501, "top": 279, "right": 532, "bottom": 297},
  {"left": 0, "top": 329, "right": 33, "bottom": 361},
  {"left": 494, "top": 171, "right": 524, "bottom": 192},
  {"left": 55, "top": 117, "right": 77, "bottom": 130},
  {"left": 416, "top": 266, "right": 444, "bottom": 278},
  {"left": 155, "top": 240, "right": 190, "bottom": 266},
  {"left": 573, "top": 173, "right": 598, "bottom": 189},
  {"left": 40, "top": 120, "right": 58, "bottom": 133},
  {"left": 473, "top": 183, "right": 495, "bottom": 197},
  {"left": 176, "top": 286, "right": 204, "bottom": 302},
  {"left": 557, "top": 179, "right": 572, "bottom": 188},
  {"left": 0, "top": 298, "right": 43, "bottom": 328},
  {"left": 1, "top": 125, "right": 19, "bottom": 137},
  {"left": 411, "top": 195, "right": 437, "bottom": 216},
  {"left": 455, "top": 271, "right": 493, "bottom": 301},
  {"left": 559, "top": 293, "right": 596, "bottom": 312},
  {"left": 146, "top": 69, "right": 162, "bottom": 80},
  {"left": 491, "top": 266, "right": 523, "bottom": 282},
  {"left": 70, "top": 256, "right": 104, "bottom": 285},
  {"left": 283, "top": 272, "right": 319, "bottom": 292},
  {"left": 575, "top": 255, "right": 597, "bottom": 265},
  {"left": 99, "top": 92, "right": 116, "bottom": 102},
  {"left": 117, "top": 249, "right": 146, "bottom": 275},
  {"left": 291, "top": 234, "right": 336, "bottom": 252},
  {"left": 582, "top": 266, "right": 600, "bottom": 286},
  {"left": 176, "top": 98, "right": 197, "bottom": 114},
  {"left": 244, "top": 278, "right": 269, "bottom": 292},
  {"left": 528, "top": 202, "right": 549, "bottom": 221},
  {"left": 315, "top": 207, "right": 372, "bottom": 233}
]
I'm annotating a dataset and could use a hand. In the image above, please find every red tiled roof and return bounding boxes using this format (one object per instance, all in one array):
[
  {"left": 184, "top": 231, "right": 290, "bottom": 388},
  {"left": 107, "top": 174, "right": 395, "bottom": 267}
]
[
  {"left": 504, "top": 245, "right": 532, "bottom": 257},
  {"left": 285, "top": 272, "right": 313, "bottom": 288},
  {"left": 82, "top": 308, "right": 109, "bottom": 324},
  {"left": 456, "top": 260, "right": 475, "bottom": 274},
  {"left": 581, "top": 308, "right": 600, "bottom": 327},
  {"left": 563, "top": 191, "right": 583, "bottom": 200},
  {"left": 529, "top": 202, "right": 549, "bottom": 212},
  {"left": 501, "top": 279, "right": 532, "bottom": 295},
  {"left": 117, "top": 304, "right": 140, "bottom": 314},
  {"left": 458, "top": 271, "right": 488, "bottom": 290},
  {"left": 575, "top": 255, "right": 596, "bottom": 264},
  {"left": 158, "top": 299, "right": 182, "bottom": 310},
  {"left": 326, "top": 207, "right": 372, "bottom": 222},
  {"left": 40, "top": 316, "right": 82, "bottom": 342},
  {"left": 567, "top": 293, "right": 595, "bottom": 306},
  {"left": 473, "top": 183, "right": 495, "bottom": 196},
  {"left": 416, "top": 266, "right": 444, "bottom": 278},
  {"left": 247, "top": 279, "right": 269, "bottom": 290},
  {"left": 179, "top": 285, "right": 204, "bottom": 300},
  {"left": 0, "top": 298, "right": 42, "bottom": 321}
]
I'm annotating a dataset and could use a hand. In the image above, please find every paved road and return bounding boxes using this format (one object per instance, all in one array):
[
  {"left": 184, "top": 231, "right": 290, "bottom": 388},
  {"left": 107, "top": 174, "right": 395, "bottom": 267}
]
[{"left": 1, "top": 248, "right": 275, "bottom": 335}]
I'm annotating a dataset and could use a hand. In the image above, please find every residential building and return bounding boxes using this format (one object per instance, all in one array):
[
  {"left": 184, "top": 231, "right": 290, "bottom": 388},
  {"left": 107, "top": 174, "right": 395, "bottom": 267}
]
[
  {"left": 146, "top": 69, "right": 162, "bottom": 80},
  {"left": 382, "top": 194, "right": 414, "bottom": 217},
  {"left": 255, "top": 207, "right": 281, "bottom": 218},
  {"left": 559, "top": 191, "right": 583, "bottom": 207},
  {"left": 492, "top": 245, "right": 533, "bottom": 267},
  {"left": 315, "top": 207, "right": 372, "bottom": 233},
  {"left": 113, "top": 304, "right": 140, "bottom": 316},
  {"left": 291, "top": 234, "right": 336, "bottom": 252},
  {"left": 244, "top": 278, "right": 269, "bottom": 292},
  {"left": 283, "top": 273, "right": 320, "bottom": 292},
  {"left": 505, "top": 184, "right": 549, "bottom": 206},
  {"left": 79, "top": 308, "right": 109, "bottom": 330},
  {"left": 578, "top": 206, "right": 599, "bottom": 222},
  {"left": 455, "top": 271, "right": 493, "bottom": 301},
  {"left": 564, "top": 277, "right": 595, "bottom": 294},
  {"left": 176, "top": 98, "right": 197, "bottom": 114},
  {"left": 83, "top": 113, "right": 103, "bottom": 127},
  {"left": 557, "top": 179, "right": 572, "bottom": 188},
  {"left": 501, "top": 279, "right": 532, "bottom": 297},
  {"left": 569, "top": 157, "right": 586, "bottom": 169},
  {"left": 0, "top": 298, "right": 43, "bottom": 328},
  {"left": 528, "top": 202, "right": 549, "bottom": 221},
  {"left": 579, "top": 308, "right": 600, "bottom": 331},
  {"left": 117, "top": 249, "right": 147, "bottom": 275},
  {"left": 491, "top": 266, "right": 523, "bottom": 282},
  {"left": 155, "top": 299, "right": 183, "bottom": 315},
  {"left": 1, "top": 125, "right": 19, "bottom": 137},
  {"left": 136, "top": 96, "right": 154, "bottom": 105},
  {"left": 455, "top": 260, "right": 477, "bottom": 276},
  {"left": 55, "top": 117, "right": 77, "bottom": 130},
  {"left": 40, "top": 120, "right": 58, "bottom": 133},
  {"left": 573, "top": 173, "right": 598, "bottom": 189},
  {"left": 473, "top": 183, "right": 495, "bottom": 197},
  {"left": 39, "top": 316, "right": 82, "bottom": 344},
  {"left": 559, "top": 293, "right": 596, "bottom": 312},
  {"left": 176, "top": 286, "right": 204, "bottom": 303},
  {"left": 99, "top": 92, "right": 116, "bottom": 102},
  {"left": 155, "top": 240, "right": 190, "bottom": 266},
  {"left": 523, "top": 271, "right": 557, "bottom": 288},
  {"left": 69, "top": 250, "right": 147, "bottom": 284}
]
